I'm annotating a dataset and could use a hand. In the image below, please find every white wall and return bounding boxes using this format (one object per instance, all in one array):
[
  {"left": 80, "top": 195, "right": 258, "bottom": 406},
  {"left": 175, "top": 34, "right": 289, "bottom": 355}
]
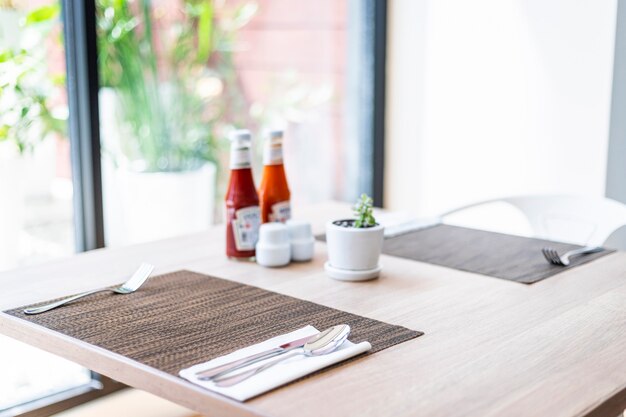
[{"left": 385, "top": 0, "right": 618, "bottom": 216}]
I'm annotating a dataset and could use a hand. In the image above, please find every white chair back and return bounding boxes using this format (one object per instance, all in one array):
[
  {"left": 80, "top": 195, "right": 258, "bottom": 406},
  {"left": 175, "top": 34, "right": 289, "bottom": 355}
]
[{"left": 440, "top": 195, "right": 626, "bottom": 246}]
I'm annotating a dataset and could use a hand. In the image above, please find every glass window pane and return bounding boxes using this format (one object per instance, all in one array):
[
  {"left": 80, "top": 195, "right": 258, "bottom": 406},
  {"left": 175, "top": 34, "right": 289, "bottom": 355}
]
[
  {"left": 0, "top": 338, "right": 92, "bottom": 411},
  {"left": 0, "top": 1, "right": 92, "bottom": 411},
  {"left": 232, "top": 1, "right": 349, "bottom": 203},
  {"left": 97, "top": 0, "right": 352, "bottom": 246}
]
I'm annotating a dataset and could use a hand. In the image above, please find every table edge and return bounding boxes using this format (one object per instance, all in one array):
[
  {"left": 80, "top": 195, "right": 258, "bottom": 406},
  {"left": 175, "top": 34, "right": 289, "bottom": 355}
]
[{"left": 0, "top": 312, "right": 270, "bottom": 417}]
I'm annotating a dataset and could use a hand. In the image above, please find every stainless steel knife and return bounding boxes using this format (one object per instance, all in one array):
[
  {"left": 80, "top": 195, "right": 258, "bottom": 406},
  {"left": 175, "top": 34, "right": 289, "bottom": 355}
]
[{"left": 195, "top": 332, "right": 320, "bottom": 380}]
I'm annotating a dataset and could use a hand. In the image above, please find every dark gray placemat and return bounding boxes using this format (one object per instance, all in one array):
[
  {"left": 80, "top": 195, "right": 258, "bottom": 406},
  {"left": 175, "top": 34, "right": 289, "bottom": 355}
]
[
  {"left": 5, "top": 271, "right": 422, "bottom": 399},
  {"left": 381, "top": 224, "right": 615, "bottom": 284}
]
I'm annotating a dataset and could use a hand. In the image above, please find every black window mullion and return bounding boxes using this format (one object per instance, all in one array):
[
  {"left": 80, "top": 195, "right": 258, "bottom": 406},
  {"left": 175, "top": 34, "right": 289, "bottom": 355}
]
[
  {"left": 9, "top": 2, "right": 129, "bottom": 415},
  {"left": 371, "top": 0, "right": 387, "bottom": 207},
  {"left": 346, "top": 0, "right": 387, "bottom": 207},
  {"left": 63, "top": 0, "right": 105, "bottom": 251}
]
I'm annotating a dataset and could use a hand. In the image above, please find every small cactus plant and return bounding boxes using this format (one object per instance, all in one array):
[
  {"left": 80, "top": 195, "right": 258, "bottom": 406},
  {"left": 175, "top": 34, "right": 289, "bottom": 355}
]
[
  {"left": 326, "top": 193, "right": 384, "bottom": 278},
  {"left": 353, "top": 193, "right": 376, "bottom": 228}
]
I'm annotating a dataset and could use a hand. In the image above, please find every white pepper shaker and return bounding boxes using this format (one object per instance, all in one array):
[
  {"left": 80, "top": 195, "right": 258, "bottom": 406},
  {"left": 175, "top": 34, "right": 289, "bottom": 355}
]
[
  {"left": 286, "top": 220, "right": 314, "bottom": 262},
  {"left": 256, "top": 223, "right": 291, "bottom": 267}
]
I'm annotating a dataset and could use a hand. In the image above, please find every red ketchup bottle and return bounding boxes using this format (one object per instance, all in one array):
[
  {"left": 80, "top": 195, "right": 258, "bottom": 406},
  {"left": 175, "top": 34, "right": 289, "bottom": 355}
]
[{"left": 225, "top": 130, "right": 261, "bottom": 260}]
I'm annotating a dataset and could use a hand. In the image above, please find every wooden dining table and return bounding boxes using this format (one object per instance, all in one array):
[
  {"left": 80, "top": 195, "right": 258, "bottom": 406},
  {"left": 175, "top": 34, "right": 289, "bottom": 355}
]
[{"left": 1, "top": 201, "right": 625, "bottom": 417}]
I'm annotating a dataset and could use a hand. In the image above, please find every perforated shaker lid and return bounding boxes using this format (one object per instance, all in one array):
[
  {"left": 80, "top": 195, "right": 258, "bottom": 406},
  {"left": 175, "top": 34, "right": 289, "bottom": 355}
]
[
  {"left": 286, "top": 220, "right": 313, "bottom": 241},
  {"left": 258, "top": 223, "right": 290, "bottom": 245}
]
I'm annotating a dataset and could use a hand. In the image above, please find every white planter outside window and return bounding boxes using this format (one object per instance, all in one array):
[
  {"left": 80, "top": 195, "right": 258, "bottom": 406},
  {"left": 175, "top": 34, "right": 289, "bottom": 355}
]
[
  {"left": 104, "top": 162, "right": 216, "bottom": 246},
  {"left": 99, "top": 88, "right": 217, "bottom": 246}
]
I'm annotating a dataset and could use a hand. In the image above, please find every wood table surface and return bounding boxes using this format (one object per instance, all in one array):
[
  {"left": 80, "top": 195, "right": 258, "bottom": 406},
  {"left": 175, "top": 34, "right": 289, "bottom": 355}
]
[{"left": 1, "top": 201, "right": 625, "bottom": 417}]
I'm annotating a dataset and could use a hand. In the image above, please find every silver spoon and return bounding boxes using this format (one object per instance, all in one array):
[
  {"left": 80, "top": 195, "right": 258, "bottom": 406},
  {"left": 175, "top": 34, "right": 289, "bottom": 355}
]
[
  {"left": 212, "top": 324, "right": 351, "bottom": 387},
  {"left": 23, "top": 263, "right": 154, "bottom": 315}
]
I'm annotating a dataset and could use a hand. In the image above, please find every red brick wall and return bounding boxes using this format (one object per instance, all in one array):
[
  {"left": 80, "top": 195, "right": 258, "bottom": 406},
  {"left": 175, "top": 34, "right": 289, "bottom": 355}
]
[{"left": 232, "top": 0, "right": 349, "bottom": 202}]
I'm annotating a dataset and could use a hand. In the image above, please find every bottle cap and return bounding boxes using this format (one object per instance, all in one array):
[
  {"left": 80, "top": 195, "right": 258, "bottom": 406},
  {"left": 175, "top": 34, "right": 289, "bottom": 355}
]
[
  {"left": 263, "top": 129, "right": 284, "bottom": 165},
  {"left": 266, "top": 129, "right": 284, "bottom": 140},
  {"left": 229, "top": 129, "right": 252, "bottom": 169},
  {"left": 229, "top": 129, "right": 251, "bottom": 142}
]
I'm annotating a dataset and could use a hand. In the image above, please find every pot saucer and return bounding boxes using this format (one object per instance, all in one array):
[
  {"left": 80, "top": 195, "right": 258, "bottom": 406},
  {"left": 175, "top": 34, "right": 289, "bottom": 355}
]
[{"left": 324, "top": 261, "right": 382, "bottom": 282}]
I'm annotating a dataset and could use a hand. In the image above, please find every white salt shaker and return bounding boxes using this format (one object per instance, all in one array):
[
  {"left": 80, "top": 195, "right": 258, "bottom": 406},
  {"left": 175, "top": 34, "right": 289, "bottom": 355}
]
[
  {"left": 256, "top": 223, "right": 291, "bottom": 267},
  {"left": 286, "top": 220, "right": 314, "bottom": 262}
]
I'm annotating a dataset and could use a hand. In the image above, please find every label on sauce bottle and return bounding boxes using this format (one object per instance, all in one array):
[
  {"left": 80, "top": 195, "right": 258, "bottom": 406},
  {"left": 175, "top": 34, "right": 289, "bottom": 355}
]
[
  {"left": 230, "top": 148, "right": 252, "bottom": 169},
  {"left": 232, "top": 206, "right": 261, "bottom": 250},
  {"left": 268, "top": 201, "right": 291, "bottom": 223},
  {"left": 263, "top": 144, "right": 283, "bottom": 165}
]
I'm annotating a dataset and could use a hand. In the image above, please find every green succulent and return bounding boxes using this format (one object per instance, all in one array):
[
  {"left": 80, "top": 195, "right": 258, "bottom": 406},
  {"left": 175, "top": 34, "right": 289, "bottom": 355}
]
[{"left": 353, "top": 193, "right": 376, "bottom": 228}]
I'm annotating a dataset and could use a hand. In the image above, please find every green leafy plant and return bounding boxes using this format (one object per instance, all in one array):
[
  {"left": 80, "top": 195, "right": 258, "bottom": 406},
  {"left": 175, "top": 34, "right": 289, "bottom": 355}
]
[
  {"left": 96, "top": 0, "right": 255, "bottom": 172},
  {"left": 0, "top": 3, "right": 67, "bottom": 154},
  {"left": 353, "top": 193, "right": 376, "bottom": 228}
]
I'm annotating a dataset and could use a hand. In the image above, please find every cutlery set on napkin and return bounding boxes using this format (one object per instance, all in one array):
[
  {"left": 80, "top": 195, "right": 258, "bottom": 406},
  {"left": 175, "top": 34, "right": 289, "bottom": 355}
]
[{"left": 179, "top": 324, "right": 371, "bottom": 401}]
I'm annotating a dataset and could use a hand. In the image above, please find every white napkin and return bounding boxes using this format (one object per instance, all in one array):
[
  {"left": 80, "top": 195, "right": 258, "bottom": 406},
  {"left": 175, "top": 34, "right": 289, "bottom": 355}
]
[
  {"left": 179, "top": 325, "right": 371, "bottom": 401},
  {"left": 374, "top": 210, "right": 440, "bottom": 238}
]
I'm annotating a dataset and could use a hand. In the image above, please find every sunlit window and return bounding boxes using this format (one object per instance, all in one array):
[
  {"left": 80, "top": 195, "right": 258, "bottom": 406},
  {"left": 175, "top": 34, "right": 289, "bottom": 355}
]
[
  {"left": 97, "top": 0, "right": 351, "bottom": 246},
  {"left": 0, "top": 1, "right": 93, "bottom": 412}
]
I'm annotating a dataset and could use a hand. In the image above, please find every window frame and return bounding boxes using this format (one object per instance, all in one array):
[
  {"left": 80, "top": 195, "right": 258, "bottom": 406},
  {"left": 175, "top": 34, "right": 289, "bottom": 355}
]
[
  {"left": 370, "top": 0, "right": 388, "bottom": 207},
  {"left": 63, "top": 0, "right": 105, "bottom": 251},
  {"left": 1, "top": 376, "right": 125, "bottom": 417},
  {"left": 3, "top": 0, "right": 389, "bottom": 414},
  {"left": 608, "top": 0, "right": 626, "bottom": 204},
  {"left": 345, "top": 0, "right": 387, "bottom": 206},
  {"left": 2, "top": 0, "right": 119, "bottom": 415}
]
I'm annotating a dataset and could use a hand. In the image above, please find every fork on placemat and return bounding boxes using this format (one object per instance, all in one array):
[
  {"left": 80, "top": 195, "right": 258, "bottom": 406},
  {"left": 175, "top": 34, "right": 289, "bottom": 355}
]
[
  {"left": 541, "top": 246, "right": 603, "bottom": 267},
  {"left": 23, "top": 263, "right": 154, "bottom": 315}
]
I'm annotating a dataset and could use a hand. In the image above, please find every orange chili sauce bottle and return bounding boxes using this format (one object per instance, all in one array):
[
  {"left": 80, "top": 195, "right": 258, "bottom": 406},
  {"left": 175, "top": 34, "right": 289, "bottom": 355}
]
[
  {"left": 225, "top": 130, "right": 261, "bottom": 260},
  {"left": 258, "top": 130, "right": 291, "bottom": 223}
]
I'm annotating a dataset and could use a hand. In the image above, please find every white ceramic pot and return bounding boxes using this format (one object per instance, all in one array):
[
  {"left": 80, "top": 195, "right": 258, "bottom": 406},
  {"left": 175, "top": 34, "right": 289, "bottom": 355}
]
[
  {"left": 325, "top": 220, "right": 384, "bottom": 271},
  {"left": 98, "top": 89, "right": 218, "bottom": 245},
  {"left": 105, "top": 163, "right": 216, "bottom": 246}
]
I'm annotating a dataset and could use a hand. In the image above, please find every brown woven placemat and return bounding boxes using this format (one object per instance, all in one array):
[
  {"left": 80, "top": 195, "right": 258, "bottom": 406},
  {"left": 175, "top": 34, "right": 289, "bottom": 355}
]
[
  {"left": 382, "top": 224, "right": 615, "bottom": 284},
  {"left": 317, "top": 224, "right": 614, "bottom": 284},
  {"left": 5, "top": 271, "right": 421, "bottom": 391}
]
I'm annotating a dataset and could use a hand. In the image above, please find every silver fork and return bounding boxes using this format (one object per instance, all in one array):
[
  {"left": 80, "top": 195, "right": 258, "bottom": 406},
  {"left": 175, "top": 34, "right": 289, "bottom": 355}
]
[
  {"left": 541, "top": 246, "right": 603, "bottom": 267},
  {"left": 23, "top": 263, "right": 155, "bottom": 315}
]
